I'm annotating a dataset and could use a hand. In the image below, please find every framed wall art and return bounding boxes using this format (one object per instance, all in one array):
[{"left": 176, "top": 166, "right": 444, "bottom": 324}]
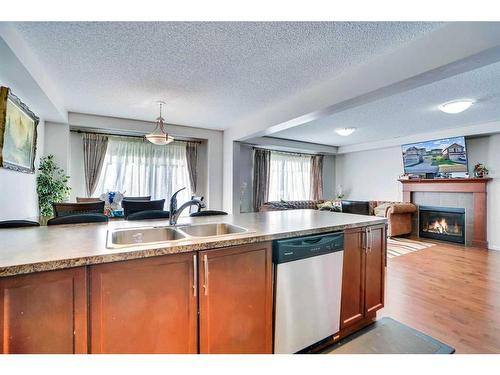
[{"left": 0, "top": 86, "right": 39, "bottom": 173}]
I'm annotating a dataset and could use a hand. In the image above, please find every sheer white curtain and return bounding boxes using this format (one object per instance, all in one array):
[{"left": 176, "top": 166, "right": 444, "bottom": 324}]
[
  {"left": 95, "top": 137, "right": 192, "bottom": 204},
  {"left": 268, "top": 151, "right": 311, "bottom": 201}
]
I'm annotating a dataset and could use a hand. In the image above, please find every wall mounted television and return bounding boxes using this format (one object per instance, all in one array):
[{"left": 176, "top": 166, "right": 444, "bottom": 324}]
[{"left": 402, "top": 136, "right": 468, "bottom": 175}]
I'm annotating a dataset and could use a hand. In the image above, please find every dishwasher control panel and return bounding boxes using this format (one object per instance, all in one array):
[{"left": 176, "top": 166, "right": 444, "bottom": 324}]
[{"left": 273, "top": 232, "right": 344, "bottom": 264}]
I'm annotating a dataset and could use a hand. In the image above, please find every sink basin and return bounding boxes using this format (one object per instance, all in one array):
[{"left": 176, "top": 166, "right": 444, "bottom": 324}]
[
  {"left": 108, "top": 226, "right": 186, "bottom": 248},
  {"left": 177, "top": 223, "right": 248, "bottom": 237}
]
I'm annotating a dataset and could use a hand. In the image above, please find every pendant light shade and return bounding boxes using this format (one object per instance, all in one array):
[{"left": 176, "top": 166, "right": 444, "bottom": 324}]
[{"left": 146, "top": 101, "right": 174, "bottom": 145}]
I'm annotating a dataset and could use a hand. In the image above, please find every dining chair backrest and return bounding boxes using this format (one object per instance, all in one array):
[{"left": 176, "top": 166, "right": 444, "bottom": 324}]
[
  {"left": 123, "top": 196, "right": 151, "bottom": 201},
  {"left": 53, "top": 201, "right": 105, "bottom": 217},
  {"left": 122, "top": 199, "right": 165, "bottom": 218},
  {"left": 189, "top": 196, "right": 204, "bottom": 214},
  {"left": 76, "top": 197, "right": 102, "bottom": 203},
  {"left": 126, "top": 210, "right": 170, "bottom": 221}
]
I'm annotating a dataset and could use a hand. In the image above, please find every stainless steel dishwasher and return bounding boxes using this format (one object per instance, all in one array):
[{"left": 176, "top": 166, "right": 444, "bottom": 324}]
[{"left": 273, "top": 232, "right": 344, "bottom": 354}]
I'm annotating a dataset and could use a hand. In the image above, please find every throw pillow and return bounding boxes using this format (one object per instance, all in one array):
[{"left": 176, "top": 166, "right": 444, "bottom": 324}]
[
  {"left": 374, "top": 203, "right": 392, "bottom": 217},
  {"left": 317, "top": 200, "right": 334, "bottom": 210}
]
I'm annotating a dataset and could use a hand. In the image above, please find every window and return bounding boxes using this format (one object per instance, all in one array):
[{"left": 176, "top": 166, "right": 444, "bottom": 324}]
[
  {"left": 268, "top": 151, "right": 311, "bottom": 201},
  {"left": 95, "top": 137, "right": 192, "bottom": 204}
]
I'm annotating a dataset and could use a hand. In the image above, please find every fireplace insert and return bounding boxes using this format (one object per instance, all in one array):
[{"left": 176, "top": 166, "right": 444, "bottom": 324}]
[{"left": 419, "top": 206, "right": 465, "bottom": 244}]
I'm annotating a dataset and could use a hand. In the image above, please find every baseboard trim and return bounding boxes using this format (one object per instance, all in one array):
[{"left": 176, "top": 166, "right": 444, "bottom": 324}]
[{"left": 488, "top": 244, "right": 500, "bottom": 251}]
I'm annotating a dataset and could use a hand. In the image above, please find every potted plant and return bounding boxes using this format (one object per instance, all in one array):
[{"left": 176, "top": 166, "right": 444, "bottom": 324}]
[
  {"left": 473, "top": 163, "right": 489, "bottom": 178},
  {"left": 36, "top": 155, "right": 71, "bottom": 222}
]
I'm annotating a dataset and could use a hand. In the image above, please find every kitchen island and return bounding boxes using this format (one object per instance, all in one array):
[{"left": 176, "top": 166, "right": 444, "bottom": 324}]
[{"left": 0, "top": 210, "right": 387, "bottom": 354}]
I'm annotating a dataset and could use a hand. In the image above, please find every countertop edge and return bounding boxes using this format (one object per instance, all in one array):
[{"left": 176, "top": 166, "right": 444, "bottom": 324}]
[{"left": 0, "top": 217, "right": 387, "bottom": 278}]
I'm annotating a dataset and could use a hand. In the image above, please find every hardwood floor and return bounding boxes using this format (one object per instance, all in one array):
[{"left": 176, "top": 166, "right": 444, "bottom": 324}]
[{"left": 379, "top": 241, "right": 500, "bottom": 353}]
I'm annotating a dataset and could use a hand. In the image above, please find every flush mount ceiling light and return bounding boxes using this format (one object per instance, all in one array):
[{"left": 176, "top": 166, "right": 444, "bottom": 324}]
[
  {"left": 145, "top": 101, "right": 174, "bottom": 145},
  {"left": 335, "top": 127, "right": 356, "bottom": 136},
  {"left": 438, "top": 99, "right": 474, "bottom": 114}
]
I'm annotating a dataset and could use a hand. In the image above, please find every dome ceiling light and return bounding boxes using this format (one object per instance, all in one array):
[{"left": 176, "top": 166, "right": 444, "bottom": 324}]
[
  {"left": 335, "top": 127, "right": 356, "bottom": 136},
  {"left": 145, "top": 101, "right": 174, "bottom": 145},
  {"left": 438, "top": 99, "right": 474, "bottom": 114}
]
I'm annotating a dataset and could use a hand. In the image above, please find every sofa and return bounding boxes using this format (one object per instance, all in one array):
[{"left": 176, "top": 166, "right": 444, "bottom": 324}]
[{"left": 259, "top": 199, "right": 416, "bottom": 237}]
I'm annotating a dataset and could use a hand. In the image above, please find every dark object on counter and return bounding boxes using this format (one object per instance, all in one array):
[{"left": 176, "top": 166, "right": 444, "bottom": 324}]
[
  {"left": 122, "top": 199, "right": 165, "bottom": 218},
  {"left": 325, "top": 317, "right": 455, "bottom": 354},
  {"left": 47, "top": 213, "right": 109, "bottom": 226},
  {"left": 0, "top": 220, "right": 40, "bottom": 228},
  {"left": 126, "top": 210, "right": 171, "bottom": 221},
  {"left": 341, "top": 200, "right": 370, "bottom": 215},
  {"left": 123, "top": 195, "right": 151, "bottom": 201},
  {"left": 53, "top": 201, "right": 105, "bottom": 217},
  {"left": 190, "top": 210, "right": 228, "bottom": 217}
]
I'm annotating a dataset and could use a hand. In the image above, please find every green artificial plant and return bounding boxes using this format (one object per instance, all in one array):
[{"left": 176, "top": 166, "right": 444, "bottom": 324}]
[{"left": 37, "top": 155, "right": 71, "bottom": 217}]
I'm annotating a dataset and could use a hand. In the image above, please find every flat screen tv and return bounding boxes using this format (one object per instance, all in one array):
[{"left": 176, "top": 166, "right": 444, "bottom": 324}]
[{"left": 402, "top": 136, "right": 468, "bottom": 175}]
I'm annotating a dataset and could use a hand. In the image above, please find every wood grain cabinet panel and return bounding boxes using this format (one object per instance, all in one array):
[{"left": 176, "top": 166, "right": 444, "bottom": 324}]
[
  {"left": 340, "top": 224, "right": 386, "bottom": 331},
  {"left": 364, "top": 225, "right": 386, "bottom": 314},
  {"left": 198, "top": 242, "right": 273, "bottom": 354},
  {"left": 340, "top": 228, "right": 365, "bottom": 329},
  {"left": 90, "top": 253, "right": 198, "bottom": 354},
  {"left": 0, "top": 267, "right": 87, "bottom": 354}
]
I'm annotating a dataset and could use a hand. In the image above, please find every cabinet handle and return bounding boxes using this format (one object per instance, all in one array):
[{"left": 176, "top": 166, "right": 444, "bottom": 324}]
[
  {"left": 203, "top": 254, "right": 209, "bottom": 296},
  {"left": 361, "top": 228, "right": 368, "bottom": 253},
  {"left": 368, "top": 227, "right": 372, "bottom": 252},
  {"left": 193, "top": 254, "right": 197, "bottom": 297}
]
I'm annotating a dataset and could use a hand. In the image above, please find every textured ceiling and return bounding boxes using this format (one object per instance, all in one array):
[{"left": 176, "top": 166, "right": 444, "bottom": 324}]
[
  {"left": 10, "top": 22, "right": 444, "bottom": 129},
  {"left": 272, "top": 60, "right": 500, "bottom": 146}
]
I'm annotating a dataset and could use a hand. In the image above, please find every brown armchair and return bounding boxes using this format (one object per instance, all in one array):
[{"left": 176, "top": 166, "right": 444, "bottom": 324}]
[{"left": 372, "top": 201, "right": 417, "bottom": 237}]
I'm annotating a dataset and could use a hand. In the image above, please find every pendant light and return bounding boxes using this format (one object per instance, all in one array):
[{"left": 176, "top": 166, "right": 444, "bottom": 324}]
[{"left": 145, "top": 101, "right": 174, "bottom": 145}]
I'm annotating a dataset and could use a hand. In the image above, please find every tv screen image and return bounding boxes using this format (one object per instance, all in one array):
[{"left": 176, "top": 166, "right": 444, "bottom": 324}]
[{"left": 402, "top": 136, "right": 468, "bottom": 174}]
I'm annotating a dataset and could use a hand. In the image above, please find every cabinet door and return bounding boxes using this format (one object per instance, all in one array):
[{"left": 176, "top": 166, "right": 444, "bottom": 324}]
[
  {"left": 340, "top": 228, "right": 365, "bottom": 329},
  {"left": 364, "top": 225, "right": 386, "bottom": 314},
  {"left": 90, "top": 253, "right": 198, "bottom": 353},
  {"left": 199, "top": 242, "right": 273, "bottom": 354},
  {"left": 0, "top": 267, "right": 87, "bottom": 354}
]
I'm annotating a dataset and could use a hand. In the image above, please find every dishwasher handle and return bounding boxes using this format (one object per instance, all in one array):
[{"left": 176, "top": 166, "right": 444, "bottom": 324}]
[{"left": 274, "top": 232, "right": 344, "bottom": 264}]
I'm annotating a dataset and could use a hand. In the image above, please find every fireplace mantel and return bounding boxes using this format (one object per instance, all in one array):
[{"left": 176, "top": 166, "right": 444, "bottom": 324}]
[{"left": 399, "top": 178, "right": 491, "bottom": 249}]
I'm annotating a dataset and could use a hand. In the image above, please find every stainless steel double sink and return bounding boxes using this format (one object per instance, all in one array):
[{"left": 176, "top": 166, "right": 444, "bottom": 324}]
[{"left": 107, "top": 223, "right": 250, "bottom": 249}]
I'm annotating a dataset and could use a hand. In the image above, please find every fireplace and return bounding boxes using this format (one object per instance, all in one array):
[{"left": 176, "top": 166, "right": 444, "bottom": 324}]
[{"left": 419, "top": 206, "right": 465, "bottom": 244}]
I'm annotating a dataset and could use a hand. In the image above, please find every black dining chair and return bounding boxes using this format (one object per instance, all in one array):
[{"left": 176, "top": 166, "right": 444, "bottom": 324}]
[
  {"left": 53, "top": 201, "right": 106, "bottom": 217},
  {"left": 0, "top": 220, "right": 40, "bottom": 228},
  {"left": 122, "top": 199, "right": 166, "bottom": 219},
  {"left": 47, "top": 213, "right": 109, "bottom": 226}
]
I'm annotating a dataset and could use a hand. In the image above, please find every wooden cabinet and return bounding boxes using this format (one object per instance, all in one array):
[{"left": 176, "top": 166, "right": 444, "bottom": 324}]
[
  {"left": 364, "top": 225, "right": 385, "bottom": 314},
  {"left": 340, "top": 227, "right": 366, "bottom": 328},
  {"left": 90, "top": 253, "right": 198, "bottom": 353},
  {"left": 198, "top": 242, "right": 273, "bottom": 354},
  {"left": 340, "top": 224, "right": 386, "bottom": 331},
  {"left": 0, "top": 267, "right": 87, "bottom": 354}
]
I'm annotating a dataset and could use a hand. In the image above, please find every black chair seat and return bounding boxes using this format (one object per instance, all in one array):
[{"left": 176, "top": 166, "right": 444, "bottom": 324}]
[
  {"left": 0, "top": 220, "right": 40, "bottom": 228},
  {"left": 190, "top": 210, "right": 228, "bottom": 217},
  {"left": 47, "top": 213, "right": 109, "bottom": 226},
  {"left": 126, "top": 210, "right": 171, "bottom": 221}
]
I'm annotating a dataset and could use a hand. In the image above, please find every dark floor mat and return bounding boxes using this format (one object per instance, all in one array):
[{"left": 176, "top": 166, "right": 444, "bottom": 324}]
[{"left": 326, "top": 317, "right": 455, "bottom": 354}]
